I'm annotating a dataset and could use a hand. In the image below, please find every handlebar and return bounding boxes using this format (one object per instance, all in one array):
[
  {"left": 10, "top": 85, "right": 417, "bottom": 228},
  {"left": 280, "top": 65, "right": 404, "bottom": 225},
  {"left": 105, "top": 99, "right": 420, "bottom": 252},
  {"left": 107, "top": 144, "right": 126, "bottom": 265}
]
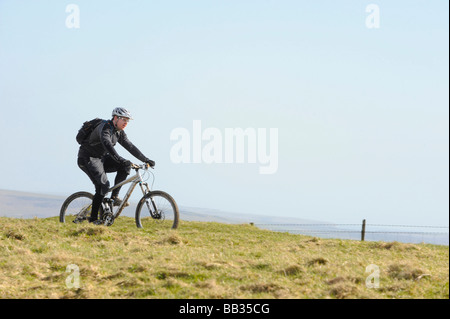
[{"left": 131, "top": 163, "right": 154, "bottom": 170}]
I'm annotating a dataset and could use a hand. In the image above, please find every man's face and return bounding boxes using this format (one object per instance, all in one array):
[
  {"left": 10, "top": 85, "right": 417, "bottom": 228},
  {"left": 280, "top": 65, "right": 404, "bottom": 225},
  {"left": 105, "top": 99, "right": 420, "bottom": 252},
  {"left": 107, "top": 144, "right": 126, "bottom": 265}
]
[{"left": 114, "top": 116, "right": 129, "bottom": 131}]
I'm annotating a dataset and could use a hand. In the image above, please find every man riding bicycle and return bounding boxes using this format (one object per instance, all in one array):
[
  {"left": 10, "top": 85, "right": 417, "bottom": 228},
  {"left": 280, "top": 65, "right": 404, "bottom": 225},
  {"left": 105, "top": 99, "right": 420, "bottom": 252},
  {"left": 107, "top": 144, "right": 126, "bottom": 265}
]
[{"left": 77, "top": 107, "right": 155, "bottom": 224}]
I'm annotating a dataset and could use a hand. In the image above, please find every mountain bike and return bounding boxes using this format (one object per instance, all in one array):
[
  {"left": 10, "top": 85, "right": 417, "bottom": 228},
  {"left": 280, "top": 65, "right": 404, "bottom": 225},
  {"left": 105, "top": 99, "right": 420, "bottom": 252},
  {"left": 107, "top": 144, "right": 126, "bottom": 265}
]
[{"left": 59, "top": 164, "right": 179, "bottom": 229}]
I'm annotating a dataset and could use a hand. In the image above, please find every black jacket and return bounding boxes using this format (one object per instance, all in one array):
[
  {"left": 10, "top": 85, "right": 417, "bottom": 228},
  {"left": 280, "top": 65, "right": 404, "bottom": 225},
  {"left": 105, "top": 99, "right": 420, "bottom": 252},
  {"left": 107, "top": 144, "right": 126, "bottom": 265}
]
[{"left": 78, "top": 119, "right": 149, "bottom": 164}]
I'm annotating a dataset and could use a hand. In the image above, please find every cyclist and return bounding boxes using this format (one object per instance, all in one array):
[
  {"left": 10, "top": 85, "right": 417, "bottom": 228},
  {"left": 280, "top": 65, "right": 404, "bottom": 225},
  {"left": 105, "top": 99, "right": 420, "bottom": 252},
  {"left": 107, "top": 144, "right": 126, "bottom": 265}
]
[{"left": 77, "top": 107, "right": 155, "bottom": 224}]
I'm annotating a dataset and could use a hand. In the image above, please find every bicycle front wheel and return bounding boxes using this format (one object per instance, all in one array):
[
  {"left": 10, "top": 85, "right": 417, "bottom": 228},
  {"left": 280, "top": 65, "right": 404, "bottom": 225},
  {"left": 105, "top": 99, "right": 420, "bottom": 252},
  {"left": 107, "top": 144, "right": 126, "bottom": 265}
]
[
  {"left": 135, "top": 190, "right": 180, "bottom": 230},
  {"left": 60, "top": 191, "right": 101, "bottom": 224}
]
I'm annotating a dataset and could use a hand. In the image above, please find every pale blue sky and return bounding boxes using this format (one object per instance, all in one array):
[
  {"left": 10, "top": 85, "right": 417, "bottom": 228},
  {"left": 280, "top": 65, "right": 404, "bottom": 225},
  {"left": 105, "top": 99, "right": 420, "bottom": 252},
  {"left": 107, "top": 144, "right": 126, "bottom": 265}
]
[{"left": 0, "top": 0, "right": 448, "bottom": 226}]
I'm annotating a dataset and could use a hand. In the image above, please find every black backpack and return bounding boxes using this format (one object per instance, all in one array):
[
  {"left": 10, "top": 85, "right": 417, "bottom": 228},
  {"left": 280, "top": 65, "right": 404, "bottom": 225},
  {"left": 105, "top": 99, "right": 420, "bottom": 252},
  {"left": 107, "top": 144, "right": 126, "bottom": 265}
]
[{"left": 76, "top": 118, "right": 104, "bottom": 145}]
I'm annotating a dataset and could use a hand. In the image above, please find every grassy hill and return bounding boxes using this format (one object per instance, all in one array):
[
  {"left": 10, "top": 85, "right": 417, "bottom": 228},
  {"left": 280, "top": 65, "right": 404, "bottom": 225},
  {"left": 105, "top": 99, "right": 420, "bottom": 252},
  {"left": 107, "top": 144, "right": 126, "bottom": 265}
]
[{"left": 0, "top": 216, "right": 448, "bottom": 299}]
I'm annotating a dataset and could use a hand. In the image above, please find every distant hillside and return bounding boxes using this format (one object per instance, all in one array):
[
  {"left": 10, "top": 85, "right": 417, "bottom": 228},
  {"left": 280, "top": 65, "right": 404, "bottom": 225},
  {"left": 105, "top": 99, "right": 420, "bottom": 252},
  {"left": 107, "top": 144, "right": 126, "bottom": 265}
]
[
  {"left": 0, "top": 189, "right": 323, "bottom": 225},
  {"left": 0, "top": 216, "right": 448, "bottom": 299},
  {"left": 0, "top": 189, "right": 64, "bottom": 218},
  {"left": 1, "top": 189, "right": 447, "bottom": 246}
]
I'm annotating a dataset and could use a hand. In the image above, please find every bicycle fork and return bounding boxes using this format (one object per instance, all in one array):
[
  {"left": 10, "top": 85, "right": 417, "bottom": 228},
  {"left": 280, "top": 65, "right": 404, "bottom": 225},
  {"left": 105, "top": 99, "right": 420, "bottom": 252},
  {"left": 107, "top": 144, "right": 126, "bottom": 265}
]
[{"left": 138, "top": 181, "right": 161, "bottom": 219}]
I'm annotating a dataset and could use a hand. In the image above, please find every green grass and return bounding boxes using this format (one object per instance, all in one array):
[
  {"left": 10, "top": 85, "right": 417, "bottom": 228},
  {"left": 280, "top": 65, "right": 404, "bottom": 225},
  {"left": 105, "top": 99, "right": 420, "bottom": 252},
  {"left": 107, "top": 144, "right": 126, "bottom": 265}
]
[{"left": 0, "top": 216, "right": 448, "bottom": 299}]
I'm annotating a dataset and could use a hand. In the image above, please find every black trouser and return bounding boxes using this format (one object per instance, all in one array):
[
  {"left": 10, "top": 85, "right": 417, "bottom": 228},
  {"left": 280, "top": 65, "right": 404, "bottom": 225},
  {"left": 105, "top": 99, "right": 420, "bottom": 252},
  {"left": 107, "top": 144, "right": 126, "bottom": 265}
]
[{"left": 77, "top": 155, "right": 131, "bottom": 220}]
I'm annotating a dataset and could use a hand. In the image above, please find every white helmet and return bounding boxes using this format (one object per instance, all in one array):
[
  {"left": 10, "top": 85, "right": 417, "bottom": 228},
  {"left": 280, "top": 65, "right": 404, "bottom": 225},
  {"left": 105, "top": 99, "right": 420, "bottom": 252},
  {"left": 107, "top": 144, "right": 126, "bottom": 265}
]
[{"left": 112, "top": 107, "right": 133, "bottom": 119}]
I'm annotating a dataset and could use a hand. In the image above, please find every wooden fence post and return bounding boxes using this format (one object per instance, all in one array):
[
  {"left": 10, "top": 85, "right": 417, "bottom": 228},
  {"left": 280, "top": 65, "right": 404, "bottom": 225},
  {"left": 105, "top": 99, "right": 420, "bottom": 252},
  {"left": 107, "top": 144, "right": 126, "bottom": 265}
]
[{"left": 361, "top": 219, "right": 366, "bottom": 241}]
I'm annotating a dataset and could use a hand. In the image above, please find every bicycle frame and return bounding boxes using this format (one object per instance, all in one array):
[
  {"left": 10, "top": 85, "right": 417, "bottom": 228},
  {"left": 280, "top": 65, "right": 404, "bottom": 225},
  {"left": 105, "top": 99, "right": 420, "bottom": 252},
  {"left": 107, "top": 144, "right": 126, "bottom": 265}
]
[{"left": 106, "top": 166, "right": 151, "bottom": 219}]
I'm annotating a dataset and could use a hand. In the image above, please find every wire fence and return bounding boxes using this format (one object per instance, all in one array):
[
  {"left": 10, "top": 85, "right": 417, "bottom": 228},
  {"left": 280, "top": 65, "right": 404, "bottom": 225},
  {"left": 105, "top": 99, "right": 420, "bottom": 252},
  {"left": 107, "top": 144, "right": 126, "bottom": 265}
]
[{"left": 253, "top": 220, "right": 449, "bottom": 246}]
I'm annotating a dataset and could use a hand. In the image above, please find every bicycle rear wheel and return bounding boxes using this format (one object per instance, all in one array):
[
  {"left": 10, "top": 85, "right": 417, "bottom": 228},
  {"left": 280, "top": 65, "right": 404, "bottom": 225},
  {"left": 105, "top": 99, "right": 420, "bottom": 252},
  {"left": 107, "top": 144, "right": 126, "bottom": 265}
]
[
  {"left": 135, "top": 190, "right": 179, "bottom": 230},
  {"left": 59, "top": 191, "right": 103, "bottom": 224}
]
